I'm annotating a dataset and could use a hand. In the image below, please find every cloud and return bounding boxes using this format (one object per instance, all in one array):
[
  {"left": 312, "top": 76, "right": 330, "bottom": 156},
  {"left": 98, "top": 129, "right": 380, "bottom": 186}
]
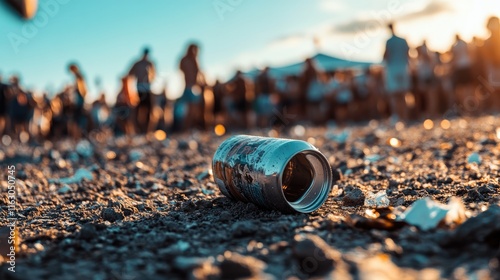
[
  {"left": 332, "top": 1, "right": 454, "bottom": 34},
  {"left": 402, "top": 1, "right": 454, "bottom": 20},
  {"left": 318, "top": 0, "right": 347, "bottom": 13},
  {"left": 267, "top": 34, "right": 308, "bottom": 50}
]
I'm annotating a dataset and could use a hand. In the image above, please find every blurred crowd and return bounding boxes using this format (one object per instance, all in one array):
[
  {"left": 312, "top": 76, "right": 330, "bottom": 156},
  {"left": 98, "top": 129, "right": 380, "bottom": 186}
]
[{"left": 2, "top": 18, "right": 500, "bottom": 142}]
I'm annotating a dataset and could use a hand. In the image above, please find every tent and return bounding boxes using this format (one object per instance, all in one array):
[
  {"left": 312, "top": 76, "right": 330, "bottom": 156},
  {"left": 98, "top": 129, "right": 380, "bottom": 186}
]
[{"left": 244, "top": 53, "right": 374, "bottom": 79}]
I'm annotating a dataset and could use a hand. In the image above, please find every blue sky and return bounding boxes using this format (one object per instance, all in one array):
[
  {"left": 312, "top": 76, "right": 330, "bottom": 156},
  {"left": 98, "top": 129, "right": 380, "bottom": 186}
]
[{"left": 1, "top": 0, "right": 499, "bottom": 101}]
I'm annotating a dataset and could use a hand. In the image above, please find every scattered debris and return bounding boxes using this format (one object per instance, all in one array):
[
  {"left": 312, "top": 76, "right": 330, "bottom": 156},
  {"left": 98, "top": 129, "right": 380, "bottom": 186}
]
[
  {"left": 447, "top": 205, "right": 500, "bottom": 246},
  {"left": 398, "top": 197, "right": 466, "bottom": 230},
  {"left": 346, "top": 207, "right": 405, "bottom": 230},
  {"left": 51, "top": 168, "right": 94, "bottom": 184},
  {"left": 467, "top": 152, "right": 482, "bottom": 164},
  {"left": 218, "top": 252, "right": 268, "bottom": 279},
  {"left": 128, "top": 149, "right": 144, "bottom": 162},
  {"left": 364, "top": 191, "right": 390, "bottom": 208},
  {"left": 76, "top": 140, "right": 94, "bottom": 158},
  {"left": 343, "top": 187, "right": 365, "bottom": 206},
  {"left": 293, "top": 234, "right": 342, "bottom": 276},
  {"left": 58, "top": 184, "right": 72, "bottom": 194},
  {"left": 196, "top": 169, "right": 212, "bottom": 181},
  {"left": 101, "top": 207, "right": 125, "bottom": 222}
]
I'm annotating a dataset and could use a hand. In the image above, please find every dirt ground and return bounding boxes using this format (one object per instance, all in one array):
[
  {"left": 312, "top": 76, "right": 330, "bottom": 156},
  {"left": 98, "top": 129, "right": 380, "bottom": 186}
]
[{"left": 1, "top": 116, "right": 499, "bottom": 280}]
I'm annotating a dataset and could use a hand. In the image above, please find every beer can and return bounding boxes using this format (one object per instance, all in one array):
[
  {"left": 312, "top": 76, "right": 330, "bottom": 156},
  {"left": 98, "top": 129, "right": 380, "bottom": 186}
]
[{"left": 212, "top": 135, "right": 333, "bottom": 213}]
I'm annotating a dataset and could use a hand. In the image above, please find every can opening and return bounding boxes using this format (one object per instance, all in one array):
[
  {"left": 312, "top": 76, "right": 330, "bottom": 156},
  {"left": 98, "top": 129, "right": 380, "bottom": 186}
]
[{"left": 282, "top": 153, "right": 314, "bottom": 202}]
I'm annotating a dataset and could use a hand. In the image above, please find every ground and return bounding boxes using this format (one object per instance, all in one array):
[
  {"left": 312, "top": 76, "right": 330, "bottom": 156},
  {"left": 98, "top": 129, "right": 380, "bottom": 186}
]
[{"left": 0, "top": 116, "right": 499, "bottom": 280}]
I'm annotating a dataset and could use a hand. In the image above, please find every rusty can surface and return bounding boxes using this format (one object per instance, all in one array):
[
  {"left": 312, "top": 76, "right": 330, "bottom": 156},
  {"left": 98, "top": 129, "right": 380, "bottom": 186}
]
[{"left": 212, "top": 135, "right": 333, "bottom": 213}]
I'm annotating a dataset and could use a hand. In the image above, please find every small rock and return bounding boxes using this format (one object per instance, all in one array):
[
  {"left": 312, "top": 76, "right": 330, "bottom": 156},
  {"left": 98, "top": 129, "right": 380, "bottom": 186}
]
[
  {"left": 218, "top": 211, "right": 232, "bottom": 222},
  {"left": 342, "top": 187, "right": 365, "bottom": 206},
  {"left": 79, "top": 224, "right": 98, "bottom": 240},
  {"left": 0, "top": 226, "right": 19, "bottom": 257},
  {"left": 293, "top": 234, "right": 341, "bottom": 275},
  {"left": 101, "top": 207, "right": 125, "bottom": 222},
  {"left": 218, "top": 252, "right": 266, "bottom": 279},
  {"left": 448, "top": 205, "right": 500, "bottom": 247},
  {"left": 466, "top": 189, "right": 486, "bottom": 202},
  {"left": 173, "top": 256, "right": 211, "bottom": 272},
  {"left": 231, "top": 220, "right": 257, "bottom": 238}
]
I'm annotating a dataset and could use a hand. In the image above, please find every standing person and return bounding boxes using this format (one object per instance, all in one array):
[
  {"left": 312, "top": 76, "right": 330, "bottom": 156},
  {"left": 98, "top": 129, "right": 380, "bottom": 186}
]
[
  {"left": 212, "top": 79, "right": 226, "bottom": 126},
  {"left": 254, "top": 67, "right": 276, "bottom": 127},
  {"left": 8, "top": 76, "right": 33, "bottom": 141},
  {"left": 178, "top": 43, "right": 206, "bottom": 130},
  {"left": 383, "top": 23, "right": 410, "bottom": 122},
  {"left": 451, "top": 34, "right": 475, "bottom": 114},
  {"left": 416, "top": 41, "right": 438, "bottom": 118},
  {"left": 333, "top": 70, "right": 354, "bottom": 127},
  {"left": 299, "top": 58, "right": 320, "bottom": 119},
  {"left": 114, "top": 76, "right": 136, "bottom": 136},
  {"left": 226, "top": 71, "right": 253, "bottom": 130},
  {"left": 128, "top": 47, "right": 156, "bottom": 134},
  {"left": 68, "top": 63, "right": 88, "bottom": 139},
  {"left": 483, "top": 16, "right": 500, "bottom": 111},
  {"left": 0, "top": 74, "right": 9, "bottom": 135}
]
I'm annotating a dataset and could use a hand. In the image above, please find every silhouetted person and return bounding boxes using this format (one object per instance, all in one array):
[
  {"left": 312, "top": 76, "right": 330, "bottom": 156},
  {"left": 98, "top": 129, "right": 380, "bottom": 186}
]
[
  {"left": 212, "top": 79, "right": 226, "bottom": 125},
  {"left": 91, "top": 93, "right": 111, "bottom": 130},
  {"left": 300, "top": 58, "right": 321, "bottom": 120},
  {"left": 383, "top": 23, "right": 410, "bottom": 122},
  {"left": 114, "top": 76, "right": 136, "bottom": 136},
  {"left": 128, "top": 48, "right": 156, "bottom": 134},
  {"left": 0, "top": 74, "right": 9, "bottom": 135},
  {"left": 451, "top": 34, "right": 474, "bottom": 114},
  {"left": 484, "top": 16, "right": 500, "bottom": 110},
  {"left": 68, "top": 63, "right": 88, "bottom": 139},
  {"left": 254, "top": 67, "right": 276, "bottom": 127},
  {"left": 415, "top": 41, "right": 438, "bottom": 118},
  {"left": 8, "top": 76, "right": 33, "bottom": 141},
  {"left": 226, "top": 70, "right": 252, "bottom": 129},
  {"left": 178, "top": 43, "right": 206, "bottom": 130}
]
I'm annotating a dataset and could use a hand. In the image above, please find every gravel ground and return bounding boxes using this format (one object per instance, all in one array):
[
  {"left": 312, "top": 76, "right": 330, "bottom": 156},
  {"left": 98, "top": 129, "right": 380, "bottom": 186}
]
[{"left": 1, "top": 116, "right": 500, "bottom": 280}]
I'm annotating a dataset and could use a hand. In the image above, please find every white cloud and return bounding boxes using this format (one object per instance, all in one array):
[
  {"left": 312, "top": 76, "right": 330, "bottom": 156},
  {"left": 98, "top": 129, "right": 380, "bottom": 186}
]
[{"left": 318, "top": 0, "right": 347, "bottom": 13}]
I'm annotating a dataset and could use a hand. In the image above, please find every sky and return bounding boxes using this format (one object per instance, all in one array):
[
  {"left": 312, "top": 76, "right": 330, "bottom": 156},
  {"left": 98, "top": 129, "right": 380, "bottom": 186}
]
[{"left": 1, "top": 0, "right": 500, "bottom": 102}]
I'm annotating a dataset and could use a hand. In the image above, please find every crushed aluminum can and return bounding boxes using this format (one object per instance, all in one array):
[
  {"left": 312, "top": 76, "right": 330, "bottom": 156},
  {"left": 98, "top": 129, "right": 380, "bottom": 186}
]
[{"left": 212, "top": 135, "right": 333, "bottom": 213}]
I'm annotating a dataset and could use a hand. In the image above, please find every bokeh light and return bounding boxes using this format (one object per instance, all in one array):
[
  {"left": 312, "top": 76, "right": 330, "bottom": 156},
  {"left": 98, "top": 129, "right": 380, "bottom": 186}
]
[
  {"left": 214, "top": 124, "right": 226, "bottom": 136},
  {"left": 154, "top": 130, "right": 167, "bottom": 141},
  {"left": 423, "top": 119, "right": 434, "bottom": 130},
  {"left": 389, "top": 138, "right": 401, "bottom": 148},
  {"left": 106, "top": 151, "right": 117, "bottom": 160},
  {"left": 440, "top": 119, "right": 451, "bottom": 130},
  {"left": 307, "top": 137, "right": 316, "bottom": 145},
  {"left": 268, "top": 129, "right": 279, "bottom": 138},
  {"left": 293, "top": 125, "right": 306, "bottom": 137},
  {"left": 395, "top": 122, "right": 405, "bottom": 131},
  {"left": 2, "top": 135, "right": 12, "bottom": 146}
]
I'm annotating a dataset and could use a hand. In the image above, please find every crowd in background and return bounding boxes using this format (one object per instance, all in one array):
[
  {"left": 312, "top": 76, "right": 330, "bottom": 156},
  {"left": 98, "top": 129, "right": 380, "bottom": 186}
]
[{"left": 2, "top": 18, "right": 500, "bottom": 142}]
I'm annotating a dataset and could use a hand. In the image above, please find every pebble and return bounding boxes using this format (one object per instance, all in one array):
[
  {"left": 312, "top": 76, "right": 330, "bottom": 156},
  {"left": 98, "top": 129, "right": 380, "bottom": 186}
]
[
  {"left": 342, "top": 187, "right": 365, "bottom": 206},
  {"left": 292, "top": 234, "right": 340, "bottom": 275},
  {"left": 101, "top": 207, "right": 125, "bottom": 222},
  {"left": 218, "top": 252, "right": 265, "bottom": 279},
  {"left": 231, "top": 220, "right": 258, "bottom": 238},
  {"left": 79, "top": 224, "right": 98, "bottom": 240},
  {"left": 448, "top": 205, "right": 500, "bottom": 247}
]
